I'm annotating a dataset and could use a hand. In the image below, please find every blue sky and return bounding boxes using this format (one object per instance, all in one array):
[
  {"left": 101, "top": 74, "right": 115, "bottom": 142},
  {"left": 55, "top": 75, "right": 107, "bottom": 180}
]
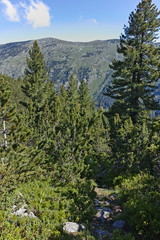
[{"left": 0, "top": 0, "right": 160, "bottom": 44}]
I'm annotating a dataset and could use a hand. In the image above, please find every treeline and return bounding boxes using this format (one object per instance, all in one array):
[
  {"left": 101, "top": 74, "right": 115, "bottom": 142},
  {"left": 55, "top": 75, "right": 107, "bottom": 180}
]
[
  {"left": 103, "top": 0, "right": 160, "bottom": 239},
  {"left": 0, "top": 41, "right": 110, "bottom": 239},
  {"left": 0, "top": 0, "right": 160, "bottom": 239}
]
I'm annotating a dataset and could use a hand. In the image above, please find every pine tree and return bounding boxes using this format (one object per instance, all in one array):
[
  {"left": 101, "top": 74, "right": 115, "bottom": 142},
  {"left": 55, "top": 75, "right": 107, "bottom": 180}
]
[
  {"left": 92, "top": 107, "right": 111, "bottom": 170},
  {"left": 20, "top": 41, "right": 60, "bottom": 172},
  {"left": 21, "top": 40, "right": 49, "bottom": 132},
  {"left": 79, "top": 79, "right": 95, "bottom": 120},
  {"left": 58, "top": 74, "right": 81, "bottom": 167},
  {"left": 0, "top": 77, "right": 29, "bottom": 166},
  {"left": 0, "top": 74, "right": 25, "bottom": 112},
  {"left": 108, "top": 114, "right": 151, "bottom": 179},
  {"left": 51, "top": 75, "right": 96, "bottom": 220},
  {"left": 0, "top": 77, "right": 18, "bottom": 162},
  {"left": 105, "top": 0, "right": 160, "bottom": 123},
  {"left": 58, "top": 84, "right": 68, "bottom": 129},
  {"left": 21, "top": 41, "right": 57, "bottom": 145},
  {"left": 52, "top": 75, "right": 93, "bottom": 179},
  {"left": 78, "top": 80, "right": 100, "bottom": 176},
  {"left": 78, "top": 79, "right": 95, "bottom": 150},
  {"left": 0, "top": 78, "right": 10, "bottom": 152}
]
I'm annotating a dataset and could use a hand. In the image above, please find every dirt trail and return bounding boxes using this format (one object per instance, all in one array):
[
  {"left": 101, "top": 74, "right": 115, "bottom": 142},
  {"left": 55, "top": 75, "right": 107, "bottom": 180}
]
[{"left": 91, "top": 187, "right": 124, "bottom": 239}]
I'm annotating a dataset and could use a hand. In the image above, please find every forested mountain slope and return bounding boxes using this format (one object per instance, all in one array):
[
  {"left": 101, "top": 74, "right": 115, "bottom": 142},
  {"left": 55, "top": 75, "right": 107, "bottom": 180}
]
[{"left": 0, "top": 38, "right": 120, "bottom": 108}]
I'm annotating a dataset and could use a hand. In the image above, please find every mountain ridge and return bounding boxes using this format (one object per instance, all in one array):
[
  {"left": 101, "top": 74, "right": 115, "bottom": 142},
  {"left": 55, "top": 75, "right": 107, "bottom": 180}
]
[
  {"left": 0, "top": 37, "right": 121, "bottom": 108},
  {"left": 1, "top": 37, "right": 160, "bottom": 108}
]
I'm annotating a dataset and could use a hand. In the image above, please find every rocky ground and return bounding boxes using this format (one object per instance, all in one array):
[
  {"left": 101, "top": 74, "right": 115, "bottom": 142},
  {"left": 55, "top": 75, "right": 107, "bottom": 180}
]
[
  {"left": 63, "top": 187, "right": 130, "bottom": 239},
  {"left": 91, "top": 187, "right": 127, "bottom": 239}
]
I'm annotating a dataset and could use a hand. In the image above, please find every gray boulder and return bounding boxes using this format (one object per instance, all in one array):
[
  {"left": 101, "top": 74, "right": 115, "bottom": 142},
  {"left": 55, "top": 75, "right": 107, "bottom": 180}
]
[
  {"left": 96, "top": 207, "right": 112, "bottom": 222},
  {"left": 13, "top": 204, "right": 36, "bottom": 218},
  {"left": 109, "top": 193, "right": 117, "bottom": 200},
  {"left": 104, "top": 199, "right": 111, "bottom": 206},
  {"left": 63, "top": 222, "right": 85, "bottom": 233},
  {"left": 113, "top": 220, "right": 126, "bottom": 229},
  {"left": 96, "top": 207, "right": 112, "bottom": 214}
]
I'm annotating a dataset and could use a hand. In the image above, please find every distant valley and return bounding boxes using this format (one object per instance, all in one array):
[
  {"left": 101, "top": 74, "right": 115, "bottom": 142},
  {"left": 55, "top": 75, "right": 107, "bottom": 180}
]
[
  {"left": 0, "top": 38, "right": 121, "bottom": 108},
  {"left": 1, "top": 37, "right": 160, "bottom": 108}
]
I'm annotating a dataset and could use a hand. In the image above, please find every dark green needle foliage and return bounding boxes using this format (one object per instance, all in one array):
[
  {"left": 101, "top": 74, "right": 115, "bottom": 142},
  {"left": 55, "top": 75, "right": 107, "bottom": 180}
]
[
  {"left": 21, "top": 40, "right": 49, "bottom": 132},
  {"left": 51, "top": 75, "right": 97, "bottom": 221},
  {"left": 0, "top": 76, "right": 26, "bottom": 161},
  {"left": 20, "top": 41, "right": 59, "bottom": 171},
  {"left": 105, "top": 0, "right": 160, "bottom": 123}
]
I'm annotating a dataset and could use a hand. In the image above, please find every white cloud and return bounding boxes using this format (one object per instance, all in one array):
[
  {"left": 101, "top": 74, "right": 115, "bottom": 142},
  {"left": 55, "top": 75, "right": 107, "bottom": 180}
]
[
  {"left": 1, "top": 0, "right": 20, "bottom": 22},
  {"left": 19, "top": 2, "right": 27, "bottom": 9},
  {"left": 79, "top": 15, "right": 97, "bottom": 24},
  {"left": 79, "top": 15, "right": 84, "bottom": 21},
  {"left": 25, "top": 0, "right": 51, "bottom": 28},
  {"left": 89, "top": 18, "right": 97, "bottom": 24}
]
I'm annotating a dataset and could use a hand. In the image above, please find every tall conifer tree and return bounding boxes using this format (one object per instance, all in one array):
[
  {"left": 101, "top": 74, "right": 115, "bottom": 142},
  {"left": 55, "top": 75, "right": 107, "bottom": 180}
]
[
  {"left": 21, "top": 40, "right": 49, "bottom": 132},
  {"left": 105, "top": 0, "right": 160, "bottom": 123},
  {"left": 21, "top": 41, "right": 58, "bottom": 170},
  {"left": 0, "top": 77, "right": 28, "bottom": 165}
]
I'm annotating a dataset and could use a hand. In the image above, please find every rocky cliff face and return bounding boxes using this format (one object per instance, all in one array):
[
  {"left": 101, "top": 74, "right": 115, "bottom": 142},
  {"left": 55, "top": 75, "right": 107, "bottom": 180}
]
[{"left": 0, "top": 38, "right": 121, "bottom": 108}]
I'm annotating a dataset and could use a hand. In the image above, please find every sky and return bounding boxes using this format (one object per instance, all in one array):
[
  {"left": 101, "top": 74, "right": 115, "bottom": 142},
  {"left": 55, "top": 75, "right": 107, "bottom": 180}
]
[{"left": 0, "top": 0, "right": 160, "bottom": 44}]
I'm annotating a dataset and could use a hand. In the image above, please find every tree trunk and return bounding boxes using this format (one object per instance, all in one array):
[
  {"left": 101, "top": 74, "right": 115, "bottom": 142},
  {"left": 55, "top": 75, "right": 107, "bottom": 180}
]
[{"left": 2, "top": 108, "right": 7, "bottom": 150}]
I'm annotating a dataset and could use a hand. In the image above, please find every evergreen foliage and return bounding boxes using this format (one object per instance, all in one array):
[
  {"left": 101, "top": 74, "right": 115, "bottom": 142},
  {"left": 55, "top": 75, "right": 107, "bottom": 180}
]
[
  {"left": 1, "top": 2, "right": 160, "bottom": 238},
  {"left": 0, "top": 76, "right": 27, "bottom": 164},
  {"left": 21, "top": 40, "right": 49, "bottom": 133},
  {"left": 105, "top": 0, "right": 160, "bottom": 123},
  {"left": 111, "top": 229, "right": 135, "bottom": 240},
  {"left": 0, "top": 74, "right": 25, "bottom": 111},
  {"left": 111, "top": 115, "right": 151, "bottom": 171},
  {"left": 116, "top": 173, "right": 160, "bottom": 239},
  {"left": 20, "top": 41, "right": 58, "bottom": 171},
  {"left": 49, "top": 75, "right": 97, "bottom": 220}
]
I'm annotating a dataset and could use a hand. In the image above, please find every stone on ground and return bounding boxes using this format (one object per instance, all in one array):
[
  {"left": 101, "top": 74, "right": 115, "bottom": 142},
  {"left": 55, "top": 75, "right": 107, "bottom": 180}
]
[
  {"left": 13, "top": 204, "right": 36, "bottom": 218},
  {"left": 113, "top": 220, "right": 126, "bottom": 229},
  {"left": 95, "top": 199, "right": 101, "bottom": 206},
  {"left": 63, "top": 222, "right": 85, "bottom": 233}
]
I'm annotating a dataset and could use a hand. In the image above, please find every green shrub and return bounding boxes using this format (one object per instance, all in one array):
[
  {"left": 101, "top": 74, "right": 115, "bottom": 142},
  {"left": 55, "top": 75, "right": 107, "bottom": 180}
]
[
  {"left": 0, "top": 179, "right": 71, "bottom": 239},
  {"left": 111, "top": 229, "right": 135, "bottom": 240},
  {"left": 116, "top": 173, "right": 160, "bottom": 240},
  {"left": 0, "top": 176, "right": 96, "bottom": 239}
]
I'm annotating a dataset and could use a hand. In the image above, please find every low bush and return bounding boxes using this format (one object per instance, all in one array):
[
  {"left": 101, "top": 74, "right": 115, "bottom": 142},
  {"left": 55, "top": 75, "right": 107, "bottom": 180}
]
[
  {"left": 0, "top": 179, "right": 70, "bottom": 239},
  {"left": 111, "top": 229, "right": 135, "bottom": 240},
  {"left": 116, "top": 172, "right": 160, "bottom": 240},
  {"left": 0, "top": 171, "right": 96, "bottom": 239}
]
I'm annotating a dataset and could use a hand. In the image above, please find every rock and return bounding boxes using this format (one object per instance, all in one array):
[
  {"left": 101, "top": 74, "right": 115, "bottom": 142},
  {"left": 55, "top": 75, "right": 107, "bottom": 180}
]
[
  {"left": 96, "top": 207, "right": 112, "bottom": 214},
  {"left": 104, "top": 200, "right": 111, "bottom": 206},
  {"left": 95, "top": 199, "right": 101, "bottom": 206},
  {"left": 96, "top": 229, "right": 111, "bottom": 239},
  {"left": 12, "top": 205, "right": 17, "bottom": 211},
  {"left": 109, "top": 193, "right": 117, "bottom": 200},
  {"left": 63, "top": 222, "right": 85, "bottom": 233},
  {"left": 13, "top": 204, "right": 27, "bottom": 216},
  {"left": 113, "top": 220, "right": 126, "bottom": 229},
  {"left": 96, "top": 210, "right": 103, "bottom": 219},
  {"left": 96, "top": 207, "right": 112, "bottom": 222},
  {"left": 18, "top": 192, "right": 23, "bottom": 197},
  {"left": 13, "top": 204, "right": 36, "bottom": 218},
  {"left": 28, "top": 212, "right": 36, "bottom": 218},
  {"left": 113, "top": 205, "right": 122, "bottom": 214},
  {"left": 103, "top": 210, "right": 111, "bottom": 219}
]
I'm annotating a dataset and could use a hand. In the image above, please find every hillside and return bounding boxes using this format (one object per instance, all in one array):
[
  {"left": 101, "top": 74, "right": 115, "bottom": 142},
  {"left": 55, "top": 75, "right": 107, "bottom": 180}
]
[{"left": 0, "top": 38, "right": 121, "bottom": 108}]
